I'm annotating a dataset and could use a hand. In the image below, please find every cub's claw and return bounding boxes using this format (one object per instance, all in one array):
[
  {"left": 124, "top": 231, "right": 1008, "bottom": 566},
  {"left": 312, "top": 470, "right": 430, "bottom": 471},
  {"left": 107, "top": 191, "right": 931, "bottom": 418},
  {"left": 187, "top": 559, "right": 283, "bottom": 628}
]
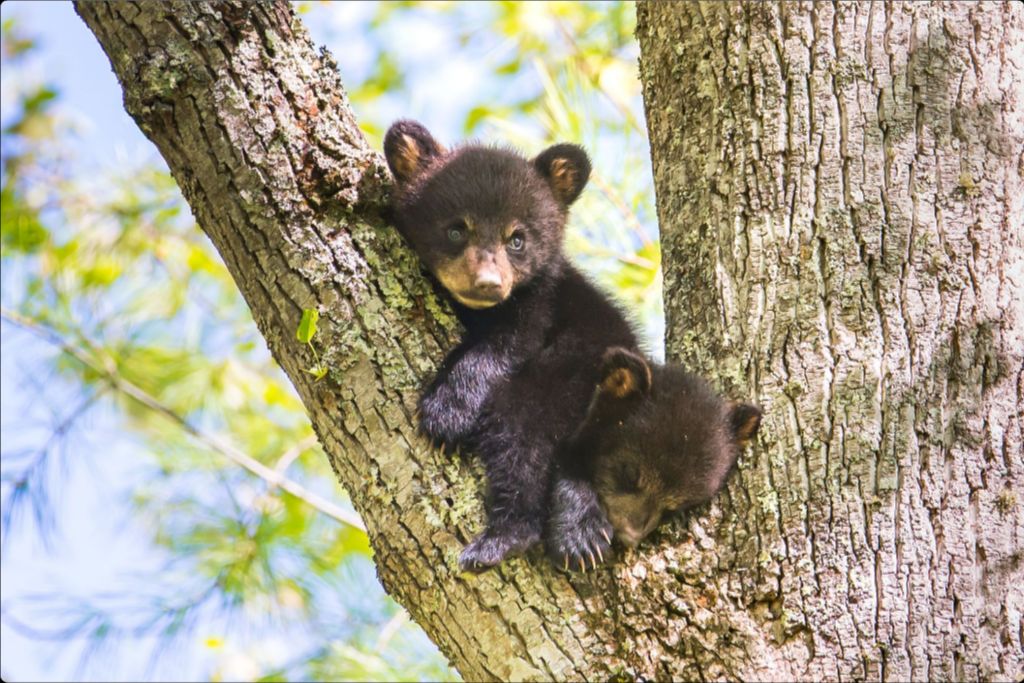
[
  {"left": 426, "top": 438, "right": 456, "bottom": 456},
  {"left": 545, "top": 478, "right": 615, "bottom": 573},
  {"left": 546, "top": 516, "right": 614, "bottom": 573}
]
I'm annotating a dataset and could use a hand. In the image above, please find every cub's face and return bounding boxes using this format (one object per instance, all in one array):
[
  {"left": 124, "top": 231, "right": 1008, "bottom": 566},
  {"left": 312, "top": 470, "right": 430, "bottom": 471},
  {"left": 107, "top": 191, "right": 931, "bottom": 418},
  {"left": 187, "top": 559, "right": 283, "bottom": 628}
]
[
  {"left": 584, "top": 348, "right": 762, "bottom": 547},
  {"left": 591, "top": 447, "right": 676, "bottom": 548},
  {"left": 384, "top": 120, "right": 590, "bottom": 309}
]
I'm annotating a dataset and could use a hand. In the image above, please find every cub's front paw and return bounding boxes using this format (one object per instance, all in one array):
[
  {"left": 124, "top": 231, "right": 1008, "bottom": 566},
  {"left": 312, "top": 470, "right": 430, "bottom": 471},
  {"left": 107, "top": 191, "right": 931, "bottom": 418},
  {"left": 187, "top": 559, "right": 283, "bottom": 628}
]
[
  {"left": 546, "top": 508, "right": 613, "bottom": 572},
  {"left": 459, "top": 526, "right": 540, "bottom": 573},
  {"left": 418, "top": 385, "right": 472, "bottom": 448},
  {"left": 546, "top": 478, "right": 614, "bottom": 572}
]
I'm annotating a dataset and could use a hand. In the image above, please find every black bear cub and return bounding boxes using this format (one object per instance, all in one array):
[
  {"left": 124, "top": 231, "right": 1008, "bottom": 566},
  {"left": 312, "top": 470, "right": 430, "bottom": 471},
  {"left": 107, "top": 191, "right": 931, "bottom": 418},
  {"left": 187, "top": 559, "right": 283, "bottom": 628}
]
[
  {"left": 548, "top": 347, "right": 762, "bottom": 568},
  {"left": 384, "top": 120, "right": 636, "bottom": 571}
]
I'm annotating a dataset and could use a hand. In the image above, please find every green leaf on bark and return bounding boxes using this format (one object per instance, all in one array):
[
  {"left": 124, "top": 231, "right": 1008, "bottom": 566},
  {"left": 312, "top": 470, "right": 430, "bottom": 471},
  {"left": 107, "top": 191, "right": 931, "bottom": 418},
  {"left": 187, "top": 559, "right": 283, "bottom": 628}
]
[{"left": 296, "top": 309, "right": 319, "bottom": 344}]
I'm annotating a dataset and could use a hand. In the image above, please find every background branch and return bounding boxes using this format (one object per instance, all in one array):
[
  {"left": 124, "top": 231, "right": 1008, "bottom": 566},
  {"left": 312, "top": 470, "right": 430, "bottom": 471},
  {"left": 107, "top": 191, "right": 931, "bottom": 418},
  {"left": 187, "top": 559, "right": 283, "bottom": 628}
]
[{"left": 1, "top": 309, "right": 365, "bottom": 532}]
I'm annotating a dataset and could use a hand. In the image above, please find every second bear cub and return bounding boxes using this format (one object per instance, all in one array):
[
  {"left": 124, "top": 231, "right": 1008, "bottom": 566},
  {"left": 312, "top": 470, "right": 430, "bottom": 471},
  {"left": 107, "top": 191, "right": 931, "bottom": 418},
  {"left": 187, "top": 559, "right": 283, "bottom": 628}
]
[
  {"left": 384, "top": 120, "right": 635, "bottom": 571},
  {"left": 549, "top": 348, "right": 762, "bottom": 568}
]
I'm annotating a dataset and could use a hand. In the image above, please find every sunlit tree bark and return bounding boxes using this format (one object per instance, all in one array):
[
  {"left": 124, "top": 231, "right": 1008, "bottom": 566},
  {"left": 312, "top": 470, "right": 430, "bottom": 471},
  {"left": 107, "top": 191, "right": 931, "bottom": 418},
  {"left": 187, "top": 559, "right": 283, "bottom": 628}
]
[{"left": 639, "top": 1, "right": 1023, "bottom": 679}]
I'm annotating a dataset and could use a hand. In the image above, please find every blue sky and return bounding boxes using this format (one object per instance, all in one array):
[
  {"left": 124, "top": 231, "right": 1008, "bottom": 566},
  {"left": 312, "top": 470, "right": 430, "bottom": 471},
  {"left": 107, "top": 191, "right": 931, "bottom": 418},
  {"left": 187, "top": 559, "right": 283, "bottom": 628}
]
[{"left": 0, "top": 4, "right": 186, "bottom": 678}]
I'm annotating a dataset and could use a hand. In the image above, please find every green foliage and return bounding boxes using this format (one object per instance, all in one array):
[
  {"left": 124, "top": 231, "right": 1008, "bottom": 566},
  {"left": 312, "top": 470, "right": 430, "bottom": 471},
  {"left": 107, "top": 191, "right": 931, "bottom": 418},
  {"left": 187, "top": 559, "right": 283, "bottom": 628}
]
[
  {"left": 296, "top": 309, "right": 319, "bottom": 344},
  {"left": 1, "top": 2, "right": 659, "bottom": 681},
  {"left": 297, "top": 309, "right": 327, "bottom": 380},
  {"left": 1, "top": 184, "right": 48, "bottom": 254}
]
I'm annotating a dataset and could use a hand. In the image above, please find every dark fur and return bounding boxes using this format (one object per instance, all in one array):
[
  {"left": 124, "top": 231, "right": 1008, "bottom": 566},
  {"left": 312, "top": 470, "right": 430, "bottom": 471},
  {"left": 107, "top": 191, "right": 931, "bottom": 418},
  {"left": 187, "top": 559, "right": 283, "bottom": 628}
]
[
  {"left": 384, "top": 120, "right": 634, "bottom": 572},
  {"left": 560, "top": 348, "right": 762, "bottom": 553}
]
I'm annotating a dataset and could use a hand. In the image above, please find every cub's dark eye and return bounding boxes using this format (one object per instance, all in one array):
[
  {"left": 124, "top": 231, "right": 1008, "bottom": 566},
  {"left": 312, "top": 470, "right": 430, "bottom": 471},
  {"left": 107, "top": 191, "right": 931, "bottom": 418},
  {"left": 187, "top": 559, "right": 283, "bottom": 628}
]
[
  {"left": 615, "top": 463, "right": 641, "bottom": 493},
  {"left": 446, "top": 221, "right": 467, "bottom": 243},
  {"left": 508, "top": 232, "right": 525, "bottom": 252},
  {"left": 617, "top": 480, "right": 639, "bottom": 494}
]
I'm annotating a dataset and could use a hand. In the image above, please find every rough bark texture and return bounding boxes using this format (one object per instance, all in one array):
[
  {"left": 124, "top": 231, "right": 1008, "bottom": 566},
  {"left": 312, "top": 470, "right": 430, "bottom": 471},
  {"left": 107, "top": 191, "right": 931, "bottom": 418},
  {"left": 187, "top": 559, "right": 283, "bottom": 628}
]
[{"left": 638, "top": 1, "right": 1023, "bottom": 681}]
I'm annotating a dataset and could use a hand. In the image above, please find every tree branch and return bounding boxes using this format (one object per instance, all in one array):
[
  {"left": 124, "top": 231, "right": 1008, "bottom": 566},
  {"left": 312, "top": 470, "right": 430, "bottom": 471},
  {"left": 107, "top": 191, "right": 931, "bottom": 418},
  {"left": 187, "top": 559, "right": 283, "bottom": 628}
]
[{"left": 0, "top": 308, "right": 365, "bottom": 532}]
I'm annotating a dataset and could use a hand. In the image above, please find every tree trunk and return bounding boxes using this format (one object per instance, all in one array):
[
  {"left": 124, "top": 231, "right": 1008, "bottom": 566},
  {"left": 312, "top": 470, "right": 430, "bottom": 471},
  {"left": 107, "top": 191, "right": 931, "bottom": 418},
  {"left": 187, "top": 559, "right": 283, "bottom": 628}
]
[
  {"left": 638, "top": 1, "right": 1023, "bottom": 681},
  {"left": 75, "top": 1, "right": 1022, "bottom": 680}
]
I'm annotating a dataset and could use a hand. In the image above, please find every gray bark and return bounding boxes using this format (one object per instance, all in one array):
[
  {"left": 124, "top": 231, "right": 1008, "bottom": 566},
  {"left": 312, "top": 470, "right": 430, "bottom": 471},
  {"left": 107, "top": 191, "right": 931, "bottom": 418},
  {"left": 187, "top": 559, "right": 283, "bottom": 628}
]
[
  {"left": 75, "top": 0, "right": 1023, "bottom": 680},
  {"left": 638, "top": 1, "right": 1023, "bottom": 680}
]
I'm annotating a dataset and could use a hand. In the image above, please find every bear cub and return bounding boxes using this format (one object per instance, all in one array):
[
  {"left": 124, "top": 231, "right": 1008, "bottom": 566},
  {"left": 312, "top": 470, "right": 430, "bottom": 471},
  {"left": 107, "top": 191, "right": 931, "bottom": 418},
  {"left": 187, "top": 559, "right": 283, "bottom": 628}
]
[
  {"left": 384, "top": 120, "right": 637, "bottom": 572},
  {"left": 548, "top": 347, "right": 762, "bottom": 570}
]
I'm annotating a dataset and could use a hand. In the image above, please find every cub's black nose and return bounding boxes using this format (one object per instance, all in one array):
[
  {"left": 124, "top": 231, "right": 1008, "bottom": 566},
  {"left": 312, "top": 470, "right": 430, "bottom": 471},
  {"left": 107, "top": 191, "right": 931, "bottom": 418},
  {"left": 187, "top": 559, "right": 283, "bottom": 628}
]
[{"left": 473, "top": 270, "right": 503, "bottom": 291}]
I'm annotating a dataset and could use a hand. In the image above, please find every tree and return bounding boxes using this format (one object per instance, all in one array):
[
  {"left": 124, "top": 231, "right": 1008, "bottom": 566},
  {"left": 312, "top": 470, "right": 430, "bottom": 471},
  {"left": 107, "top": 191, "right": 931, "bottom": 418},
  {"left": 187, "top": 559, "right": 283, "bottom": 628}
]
[
  {"left": 72, "top": 1, "right": 1021, "bottom": 681},
  {"left": 638, "top": 2, "right": 1023, "bottom": 680}
]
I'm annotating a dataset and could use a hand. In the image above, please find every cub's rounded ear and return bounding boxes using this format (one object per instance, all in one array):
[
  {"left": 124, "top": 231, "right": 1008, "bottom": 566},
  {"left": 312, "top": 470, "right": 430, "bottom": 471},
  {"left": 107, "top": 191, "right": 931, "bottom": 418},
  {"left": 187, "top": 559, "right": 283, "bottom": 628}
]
[
  {"left": 532, "top": 143, "right": 591, "bottom": 206},
  {"left": 729, "top": 403, "right": 762, "bottom": 448},
  {"left": 598, "top": 347, "right": 652, "bottom": 400},
  {"left": 384, "top": 120, "right": 446, "bottom": 185}
]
